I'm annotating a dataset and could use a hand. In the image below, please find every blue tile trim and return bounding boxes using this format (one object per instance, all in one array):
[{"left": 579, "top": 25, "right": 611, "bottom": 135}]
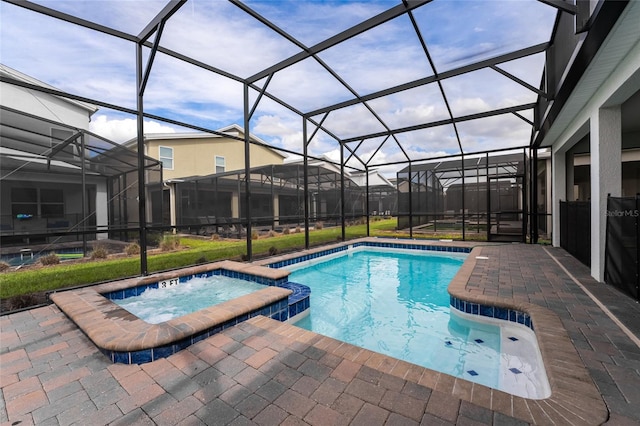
[
  {"left": 450, "top": 295, "right": 534, "bottom": 331},
  {"left": 101, "top": 295, "right": 290, "bottom": 365},
  {"left": 267, "top": 245, "right": 350, "bottom": 269},
  {"left": 267, "top": 241, "right": 471, "bottom": 269}
]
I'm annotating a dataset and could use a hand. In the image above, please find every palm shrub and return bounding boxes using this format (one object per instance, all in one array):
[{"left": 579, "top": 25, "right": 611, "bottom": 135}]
[
  {"left": 125, "top": 242, "right": 140, "bottom": 256},
  {"left": 90, "top": 244, "right": 109, "bottom": 259},
  {"left": 160, "top": 235, "right": 180, "bottom": 251}
]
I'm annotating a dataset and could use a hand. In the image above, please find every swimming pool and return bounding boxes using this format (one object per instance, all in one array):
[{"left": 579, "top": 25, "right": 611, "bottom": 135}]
[
  {"left": 284, "top": 246, "right": 550, "bottom": 399},
  {"left": 1, "top": 247, "right": 84, "bottom": 266},
  {"left": 113, "top": 276, "right": 268, "bottom": 324}
]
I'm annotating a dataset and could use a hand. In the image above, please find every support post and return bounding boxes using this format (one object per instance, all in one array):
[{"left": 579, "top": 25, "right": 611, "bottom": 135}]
[
  {"left": 80, "top": 134, "right": 87, "bottom": 254},
  {"left": 486, "top": 152, "right": 490, "bottom": 241},
  {"left": 408, "top": 162, "right": 413, "bottom": 239},
  {"left": 522, "top": 147, "right": 527, "bottom": 243},
  {"left": 532, "top": 147, "right": 539, "bottom": 243},
  {"left": 551, "top": 147, "right": 566, "bottom": 247},
  {"left": 303, "top": 119, "right": 310, "bottom": 249},
  {"left": 590, "top": 106, "right": 622, "bottom": 281},
  {"left": 135, "top": 43, "right": 148, "bottom": 275},
  {"left": 243, "top": 83, "right": 253, "bottom": 260},
  {"left": 340, "top": 141, "right": 345, "bottom": 241},
  {"left": 461, "top": 153, "right": 466, "bottom": 241},
  {"left": 366, "top": 166, "right": 370, "bottom": 237}
]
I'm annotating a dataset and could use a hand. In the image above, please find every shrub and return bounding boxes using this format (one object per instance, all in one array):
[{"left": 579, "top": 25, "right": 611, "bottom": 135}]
[
  {"left": 125, "top": 242, "right": 140, "bottom": 256},
  {"left": 251, "top": 230, "right": 259, "bottom": 240},
  {"left": 0, "top": 261, "right": 10, "bottom": 272},
  {"left": 211, "top": 233, "right": 220, "bottom": 241},
  {"left": 268, "top": 246, "right": 278, "bottom": 256},
  {"left": 160, "top": 235, "right": 180, "bottom": 251},
  {"left": 8, "top": 294, "right": 40, "bottom": 311},
  {"left": 91, "top": 245, "right": 109, "bottom": 260},
  {"left": 40, "top": 253, "right": 60, "bottom": 266},
  {"left": 295, "top": 226, "right": 301, "bottom": 234},
  {"left": 315, "top": 221, "right": 324, "bottom": 230},
  {"left": 283, "top": 227, "right": 290, "bottom": 235},
  {"left": 267, "top": 230, "right": 276, "bottom": 238},
  {"left": 146, "top": 231, "right": 162, "bottom": 247}
]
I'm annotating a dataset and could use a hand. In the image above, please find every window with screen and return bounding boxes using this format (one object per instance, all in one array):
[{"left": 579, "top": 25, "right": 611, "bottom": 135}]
[
  {"left": 40, "top": 189, "right": 64, "bottom": 217},
  {"left": 159, "top": 146, "right": 174, "bottom": 170},
  {"left": 215, "top": 156, "right": 225, "bottom": 173},
  {"left": 11, "top": 188, "right": 38, "bottom": 217},
  {"left": 10, "top": 188, "right": 65, "bottom": 218},
  {"left": 51, "top": 128, "right": 77, "bottom": 160}
]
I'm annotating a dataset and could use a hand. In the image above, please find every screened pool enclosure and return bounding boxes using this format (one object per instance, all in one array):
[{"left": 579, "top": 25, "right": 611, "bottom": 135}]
[
  {"left": 0, "top": 105, "right": 162, "bottom": 252},
  {"left": 1, "top": 0, "right": 581, "bottom": 273}
]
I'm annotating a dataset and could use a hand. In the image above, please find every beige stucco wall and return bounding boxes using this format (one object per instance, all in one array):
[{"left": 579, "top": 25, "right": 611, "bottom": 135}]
[{"left": 146, "top": 137, "right": 284, "bottom": 180}]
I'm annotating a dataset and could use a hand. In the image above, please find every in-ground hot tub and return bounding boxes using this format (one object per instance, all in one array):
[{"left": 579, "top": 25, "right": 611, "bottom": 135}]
[{"left": 50, "top": 260, "right": 309, "bottom": 364}]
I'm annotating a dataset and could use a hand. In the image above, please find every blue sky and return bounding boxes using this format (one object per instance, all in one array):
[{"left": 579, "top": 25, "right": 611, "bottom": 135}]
[{"left": 0, "top": 0, "right": 557, "bottom": 171}]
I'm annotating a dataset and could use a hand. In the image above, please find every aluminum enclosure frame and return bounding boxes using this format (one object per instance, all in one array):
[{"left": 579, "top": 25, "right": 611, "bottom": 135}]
[{"left": 1, "top": 0, "right": 590, "bottom": 272}]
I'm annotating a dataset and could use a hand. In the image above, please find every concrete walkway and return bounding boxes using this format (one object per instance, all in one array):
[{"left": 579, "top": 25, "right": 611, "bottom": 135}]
[{"left": 1, "top": 244, "right": 639, "bottom": 425}]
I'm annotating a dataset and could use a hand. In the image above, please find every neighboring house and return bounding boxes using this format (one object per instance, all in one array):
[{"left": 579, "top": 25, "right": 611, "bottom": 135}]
[
  {"left": 169, "top": 156, "right": 396, "bottom": 234},
  {"left": 284, "top": 156, "right": 396, "bottom": 221},
  {"left": 0, "top": 64, "right": 162, "bottom": 248},
  {"left": 124, "top": 126, "right": 287, "bottom": 229},
  {"left": 349, "top": 169, "right": 397, "bottom": 216},
  {"left": 0, "top": 64, "right": 105, "bottom": 245},
  {"left": 124, "top": 125, "right": 286, "bottom": 180},
  {"left": 0, "top": 64, "right": 98, "bottom": 129}
]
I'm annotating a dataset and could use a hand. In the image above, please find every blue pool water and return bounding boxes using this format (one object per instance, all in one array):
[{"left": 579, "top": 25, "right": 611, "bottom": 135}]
[
  {"left": 1, "top": 248, "right": 84, "bottom": 266},
  {"left": 287, "top": 247, "right": 549, "bottom": 397},
  {"left": 114, "top": 276, "right": 266, "bottom": 324}
]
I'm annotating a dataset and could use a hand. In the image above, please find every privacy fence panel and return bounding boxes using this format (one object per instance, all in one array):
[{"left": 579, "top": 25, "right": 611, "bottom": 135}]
[
  {"left": 605, "top": 196, "right": 639, "bottom": 301},
  {"left": 559, "top": 200, "right": 591, "bottom": 267}
]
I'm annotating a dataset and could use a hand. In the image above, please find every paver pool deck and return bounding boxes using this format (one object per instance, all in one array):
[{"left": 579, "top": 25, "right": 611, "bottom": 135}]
[{"left": 1, "top": 242, "right": 639, "bottom": 425}]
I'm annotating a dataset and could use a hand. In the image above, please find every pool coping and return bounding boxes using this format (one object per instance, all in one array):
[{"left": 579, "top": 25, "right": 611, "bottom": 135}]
[
  {"left": 257, "top": 237, "right": 608, "bottom": 424},
  {"left": 49, "top": 260, "right": 293, "bottom": 362},
  {"left": 448, "top": 246, "right": 607, "bottom": 424}
]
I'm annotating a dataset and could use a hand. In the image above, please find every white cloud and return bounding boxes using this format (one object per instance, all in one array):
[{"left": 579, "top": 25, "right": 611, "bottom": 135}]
[
  {"left": 253, "top": 114, "right": 304, "bottom": 154},
  {"left": 90, "top": 115, "right": 176, "bottom": 143}
]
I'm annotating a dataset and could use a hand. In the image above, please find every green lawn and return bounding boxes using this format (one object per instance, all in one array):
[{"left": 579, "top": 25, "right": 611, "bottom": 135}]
[{"left": 0, "top": 218, "right": 482, "bottom": 299}]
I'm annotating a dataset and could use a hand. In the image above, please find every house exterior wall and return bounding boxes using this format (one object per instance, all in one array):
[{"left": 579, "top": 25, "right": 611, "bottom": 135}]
[
  {"left": 145, "top": 137, "right": 285, "bottom": 180},
  {"left": 546, "top": 3, "right": 640, "bottom": 281},
  {"left": 0, "top": 76, "right": 94, "bottom": 130}
]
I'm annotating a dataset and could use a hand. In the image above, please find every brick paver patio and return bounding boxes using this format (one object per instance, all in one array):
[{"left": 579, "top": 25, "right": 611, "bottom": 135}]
[{"left": 1, "top": 243, "right": 639, "bottom": 425}]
